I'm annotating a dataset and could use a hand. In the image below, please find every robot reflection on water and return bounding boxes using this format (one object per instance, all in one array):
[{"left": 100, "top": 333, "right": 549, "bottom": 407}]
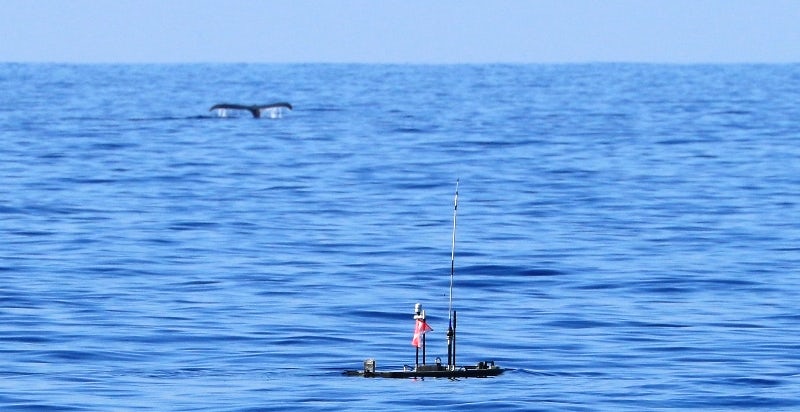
[{"left": 344, "top": 180, "right": 505, "bottom": 379}]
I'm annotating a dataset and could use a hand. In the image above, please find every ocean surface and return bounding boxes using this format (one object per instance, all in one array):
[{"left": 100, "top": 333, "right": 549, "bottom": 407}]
[{"left": 1, "top": 63, "right": 799, "bottom": 411}]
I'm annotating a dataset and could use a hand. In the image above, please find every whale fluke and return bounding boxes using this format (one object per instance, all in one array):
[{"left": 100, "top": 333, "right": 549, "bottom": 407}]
[{"left": 210, "top": 102, "right": 293, "bottom": 118}]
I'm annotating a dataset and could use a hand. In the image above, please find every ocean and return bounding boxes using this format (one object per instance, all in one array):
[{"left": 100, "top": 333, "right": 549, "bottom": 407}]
[{"left": 1, "top": 63, "right": 799, "bottom": 410}]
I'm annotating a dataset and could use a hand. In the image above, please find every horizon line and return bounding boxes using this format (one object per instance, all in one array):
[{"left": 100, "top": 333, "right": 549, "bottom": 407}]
[{"left": 2, "top": 59, "right": 798, "bottom": 66}]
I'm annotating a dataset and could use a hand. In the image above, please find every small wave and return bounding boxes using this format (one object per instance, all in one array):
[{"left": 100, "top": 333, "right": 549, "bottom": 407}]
[
  {"left": 167, "top": 221, "right": 221, "bottom": 231},
  {"left": 544, "top": 319, "right": 617, "bottom": 329},
  {"left": 391, "top": 127, "right": 428, "bottom": 134},
  {"left": 128, "top": 115, "right": 215, "bottom": 121},
  {"left": 461, "top": 264, "right": 565, "bottom": 277}
]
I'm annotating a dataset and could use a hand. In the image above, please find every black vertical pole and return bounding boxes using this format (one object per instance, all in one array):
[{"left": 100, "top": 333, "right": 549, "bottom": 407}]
[
  {"left": 447, "top": 321, "right": 453, "bottom": 370},
  {"left": 422, "top": 333, "right": 426, "bottom": 365},
  {"left": 415, "top": 346, "right": 419, "bottom": 369},
  {"left": 452, "top": 310, "right": 457, "bottom": 368}
]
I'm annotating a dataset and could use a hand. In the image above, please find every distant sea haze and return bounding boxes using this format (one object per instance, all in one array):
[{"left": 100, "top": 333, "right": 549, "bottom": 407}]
[{"left": 1, "top": 63, "right": 798, "bottom": 410}]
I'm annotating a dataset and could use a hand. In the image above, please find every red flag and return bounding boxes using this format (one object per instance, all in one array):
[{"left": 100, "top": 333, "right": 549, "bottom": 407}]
[{"left": 411, "top": 319, "right": 433, "bottom": 347}]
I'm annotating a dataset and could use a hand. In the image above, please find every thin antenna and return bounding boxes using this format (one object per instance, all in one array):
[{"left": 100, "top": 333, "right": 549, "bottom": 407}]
[
  {"left": 447, "top": 179, "right": 459, "bottom": 370},
  {"left": 449, "top": 179, "right": 459, "bottom": 319}
]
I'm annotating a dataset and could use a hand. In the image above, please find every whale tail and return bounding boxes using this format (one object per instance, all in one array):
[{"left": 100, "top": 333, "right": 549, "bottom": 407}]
[{"left": 210, "top": 102, "right": 291, "bottom": 118}]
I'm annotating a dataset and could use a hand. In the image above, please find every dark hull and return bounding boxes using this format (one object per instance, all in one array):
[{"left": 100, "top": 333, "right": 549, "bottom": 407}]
[{"left": 344, "top": 362, "right": 504, "bottom": 379}]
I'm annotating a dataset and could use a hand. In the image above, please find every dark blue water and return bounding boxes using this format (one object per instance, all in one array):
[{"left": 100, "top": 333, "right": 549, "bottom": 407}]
[{"left": 1, "top": 63, "right": 799, "bottom": 410}]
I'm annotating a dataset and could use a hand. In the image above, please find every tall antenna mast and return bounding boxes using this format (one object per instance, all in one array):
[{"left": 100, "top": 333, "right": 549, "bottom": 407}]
[
  {"left": 449, "top": 179, "right": 458, "bottom": 318},
  {"left": 447, "top": 179, "right": 459, "bottom": 370}
]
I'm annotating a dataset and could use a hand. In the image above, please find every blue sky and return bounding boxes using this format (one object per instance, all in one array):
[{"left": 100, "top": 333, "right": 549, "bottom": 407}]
[{"left": 1, "top": 0, "right": 798, "bottom": 64}]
